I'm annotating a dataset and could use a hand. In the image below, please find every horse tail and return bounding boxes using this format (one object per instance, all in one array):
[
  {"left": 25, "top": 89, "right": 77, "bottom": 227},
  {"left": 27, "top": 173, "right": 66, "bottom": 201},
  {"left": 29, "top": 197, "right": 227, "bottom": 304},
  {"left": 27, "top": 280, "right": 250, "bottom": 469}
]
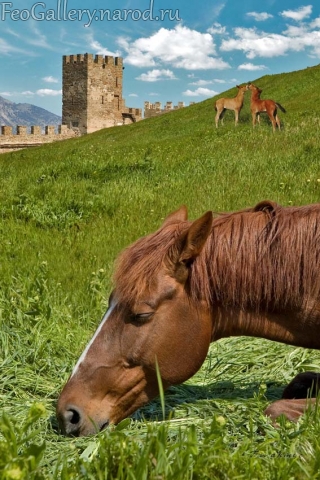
[{"left": 276, "top": 103, "right": 286, "bottom": 113}]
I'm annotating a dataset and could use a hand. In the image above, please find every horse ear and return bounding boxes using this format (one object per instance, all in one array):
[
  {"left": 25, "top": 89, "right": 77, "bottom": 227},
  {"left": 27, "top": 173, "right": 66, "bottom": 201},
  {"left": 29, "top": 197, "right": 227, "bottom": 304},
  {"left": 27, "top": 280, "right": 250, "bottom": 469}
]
[
  {"left": 162, "top": 205, "right": 188, "bottom": 227},
  {"left": 236, "top": 85, "right": 240, "bottom": 89},
  {"left": 167, "top": 211, "right": 213, "bottom": 282},
  {"left": 179, "top": 211, "right": 213, "bottom": 266},
  {"left": 254, "top": 200, "right": 279, "bottom": 214}
]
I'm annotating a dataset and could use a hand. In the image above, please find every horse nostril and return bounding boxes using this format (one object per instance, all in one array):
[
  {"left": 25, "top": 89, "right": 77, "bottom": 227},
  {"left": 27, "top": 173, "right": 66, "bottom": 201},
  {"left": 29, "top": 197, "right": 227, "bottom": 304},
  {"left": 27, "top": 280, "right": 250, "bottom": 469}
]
[
  {"left": 68, "top": 408, "right": 81, "bottom": 425},
  {"left": 100, "top": 421, "right": 110, "bottom": 432},
  {"left": 59, "top": 406, "right": 83, "bottom": 436}
]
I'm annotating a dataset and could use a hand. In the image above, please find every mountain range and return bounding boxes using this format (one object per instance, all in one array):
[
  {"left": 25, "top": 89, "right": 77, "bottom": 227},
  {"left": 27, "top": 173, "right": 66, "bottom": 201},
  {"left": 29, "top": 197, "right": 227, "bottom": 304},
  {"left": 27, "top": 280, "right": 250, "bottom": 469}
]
[{"left": 0, "top": 96, "right": 61, "bottom": 129}]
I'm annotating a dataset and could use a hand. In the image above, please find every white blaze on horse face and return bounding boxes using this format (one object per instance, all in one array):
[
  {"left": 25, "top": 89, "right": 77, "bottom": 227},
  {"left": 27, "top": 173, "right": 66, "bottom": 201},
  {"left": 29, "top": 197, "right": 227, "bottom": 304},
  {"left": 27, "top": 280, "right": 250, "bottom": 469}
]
[{"left": 70, "top": 301, "right": 116, "bottom": 379}]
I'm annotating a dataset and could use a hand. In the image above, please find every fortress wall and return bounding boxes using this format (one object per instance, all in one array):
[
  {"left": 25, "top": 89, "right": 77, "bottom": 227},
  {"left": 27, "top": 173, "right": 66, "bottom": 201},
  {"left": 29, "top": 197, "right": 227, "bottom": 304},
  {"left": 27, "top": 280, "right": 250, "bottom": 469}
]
[
  {"left": 0, "top": 124, "right": 77, "bottom": 153},
  {"left": 144, "top": 101, "right": 195, "bottom": 119}
]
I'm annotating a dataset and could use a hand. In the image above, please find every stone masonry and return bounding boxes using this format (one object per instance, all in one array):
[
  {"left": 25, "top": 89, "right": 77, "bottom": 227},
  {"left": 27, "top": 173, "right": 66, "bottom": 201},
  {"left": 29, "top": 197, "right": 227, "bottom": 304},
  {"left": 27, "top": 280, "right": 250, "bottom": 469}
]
[
  {"left": 144, "top": 101, "right": 196, "bottom": 119},
  {"left": 0, "top": 125, "right": 78, "bottom": 153},
  {"left": 62, "top": 54, "right": 142, "bottom": 134}
]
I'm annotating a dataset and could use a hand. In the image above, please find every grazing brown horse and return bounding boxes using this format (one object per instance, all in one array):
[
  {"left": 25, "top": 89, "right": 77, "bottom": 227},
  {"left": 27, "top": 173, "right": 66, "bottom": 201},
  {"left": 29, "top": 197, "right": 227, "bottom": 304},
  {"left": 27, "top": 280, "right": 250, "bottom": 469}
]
[
  {"left": 57, "top": 201, "right": 320, "bottom": 436},
  {"left": 215, "top": 85, "right": 247, "bottom": 127},
  {"left": 248, "top": 83, "right": 286, "bottom": 132}
]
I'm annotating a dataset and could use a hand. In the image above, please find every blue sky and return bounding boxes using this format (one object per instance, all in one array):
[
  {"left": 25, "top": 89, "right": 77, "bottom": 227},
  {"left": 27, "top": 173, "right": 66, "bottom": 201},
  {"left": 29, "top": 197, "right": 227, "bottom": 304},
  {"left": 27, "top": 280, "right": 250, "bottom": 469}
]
[{"left": 0, "top": 0, "right": 320, "bottom": 116}]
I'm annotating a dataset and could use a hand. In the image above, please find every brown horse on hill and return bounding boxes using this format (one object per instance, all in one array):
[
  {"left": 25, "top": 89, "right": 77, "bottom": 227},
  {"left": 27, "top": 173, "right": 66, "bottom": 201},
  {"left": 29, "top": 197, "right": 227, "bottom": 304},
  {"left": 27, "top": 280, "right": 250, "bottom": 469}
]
[
  {"left": 215, "top": 85, "right": 247, "bottom": 127},
  {"left": 248, "top": 83, "right": 286, "bottom": 132},
  {"left": 57, "top": 201, "right": 320, "bottom": 436}
]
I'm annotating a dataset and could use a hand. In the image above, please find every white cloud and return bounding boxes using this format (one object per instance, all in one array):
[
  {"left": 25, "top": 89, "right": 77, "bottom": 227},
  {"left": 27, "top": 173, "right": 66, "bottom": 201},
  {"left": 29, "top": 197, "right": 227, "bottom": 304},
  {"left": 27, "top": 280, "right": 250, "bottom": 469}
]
[
  {"left": 87, "top": 34, "right": 121, "bottom": 57},
  {"left": 214, "top": 79, "right": 227, "bottom": 83},
  {"left": 1, "top": 90, "right": 34, "bottom": 97},
  {"left": 28, "top": 23, "right": 52, "bottom": 49},
  {"left": 0, "top": 38, "right": 31, "bottom": 56},
  {"left": 136, "top": 69, "right": 177, "bottom": 82},
  {"left": 238, "top": 62, "right": 268, "bottom": 70},
  {"left": 221, "top": 28, "right": 308, "bottom": 59},
  {"left": 118, "top": 25, "right": 230, "bottom": 70},
  {"left": 36, "top": 89, "right": 62, "bottom": 96},
  {"left": 280, "top": 5, "right": 312, "bottom": 22},
  {"left": 220, "top": 26, "right": 320, "bottom": 59},
  {"left": 247, "top": 12, "right": 273, "bottom": 22},
  {"left": 149, "top": 93, "right": 160, "bottom": 96},
  {"left": 207, "top": 22, "right": 226, "bottom": 35},
  {"left": 283, "top": 25, "right": 309, "bottom": 37},
  {"left": 311, "top": 17, "right": 320, "bottom": 28},
  {"left": 129, "top": 93, "right": 138, "bottom": 97},
  {"left": 0, "top": 91, "right": 14, "bottom": 97},
  {"left": 189, "top": 79, "right": 214, "bottom": 86},
  {"left": 212, "top": 2, "right": 226, "bottom": 18},
  {"left": 183, "top": 87, "right": 219, "bottom": 97},
  {"left": 1, "top": 89, "right": 62, "bottom": 98},
  {"left": 6, "top": 28, "right": 20, "bottom": 38},
  {"left": 43, "top": 76, "right": 59, "bottom": 84}
]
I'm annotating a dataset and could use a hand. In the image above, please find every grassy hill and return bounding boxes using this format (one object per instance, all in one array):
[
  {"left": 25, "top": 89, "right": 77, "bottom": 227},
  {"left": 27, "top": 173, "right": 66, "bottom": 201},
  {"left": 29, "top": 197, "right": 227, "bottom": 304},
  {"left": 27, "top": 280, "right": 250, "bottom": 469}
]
[{"left": 1, "top": 64, "right": 320, "bottom": 479}]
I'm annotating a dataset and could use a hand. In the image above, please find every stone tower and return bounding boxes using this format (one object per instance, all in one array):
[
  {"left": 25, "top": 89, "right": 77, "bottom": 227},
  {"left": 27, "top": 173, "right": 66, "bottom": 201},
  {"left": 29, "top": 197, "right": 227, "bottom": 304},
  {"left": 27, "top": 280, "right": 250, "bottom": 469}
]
[{"left": 62, "top": 53, "right": 141, "bottom": 134}]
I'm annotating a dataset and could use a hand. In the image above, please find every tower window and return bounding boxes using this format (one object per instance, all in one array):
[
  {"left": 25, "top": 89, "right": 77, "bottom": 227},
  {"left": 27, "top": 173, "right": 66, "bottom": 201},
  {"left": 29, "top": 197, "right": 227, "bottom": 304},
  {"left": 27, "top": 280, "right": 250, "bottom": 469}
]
[{"left": 102, "top": 96, "right": 104, "bottom": 104}]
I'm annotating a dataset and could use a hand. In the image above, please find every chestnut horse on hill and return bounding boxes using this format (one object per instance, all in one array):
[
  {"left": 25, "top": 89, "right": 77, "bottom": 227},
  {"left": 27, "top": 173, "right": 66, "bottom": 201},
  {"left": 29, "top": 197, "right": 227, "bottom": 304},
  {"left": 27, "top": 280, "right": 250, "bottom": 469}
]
[
  {"left": 57, "top": 201, "right": 320, "bottom": 436},
  {"left": 215, "top": 85, "right": 247, "bottom": 127},
  {"left": 248, "top": 83, "right": 286, "bottom": 132}
]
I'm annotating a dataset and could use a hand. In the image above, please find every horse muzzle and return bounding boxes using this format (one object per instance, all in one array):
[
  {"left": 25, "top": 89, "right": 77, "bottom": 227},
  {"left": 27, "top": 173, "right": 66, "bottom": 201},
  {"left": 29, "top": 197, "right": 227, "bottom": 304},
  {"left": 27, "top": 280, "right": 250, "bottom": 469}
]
[{"left": 57, "top": 403, "right": 110, "bottom": 437}]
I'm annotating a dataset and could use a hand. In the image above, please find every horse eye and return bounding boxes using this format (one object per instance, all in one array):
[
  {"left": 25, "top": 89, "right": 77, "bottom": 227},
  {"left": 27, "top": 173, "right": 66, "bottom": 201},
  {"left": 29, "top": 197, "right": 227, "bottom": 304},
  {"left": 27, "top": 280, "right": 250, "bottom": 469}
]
[{"left": 131, "top": 312, "right": 154, "bottom": 323}]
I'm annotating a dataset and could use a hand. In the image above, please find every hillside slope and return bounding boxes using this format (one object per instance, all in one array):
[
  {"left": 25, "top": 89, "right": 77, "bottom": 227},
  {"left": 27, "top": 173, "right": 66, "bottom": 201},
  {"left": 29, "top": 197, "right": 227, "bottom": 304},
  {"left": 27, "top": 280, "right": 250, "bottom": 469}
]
[
  {"left": 1, "top": 63, "right": 320, "bottom": 287},
  {"left": 1, "top": 65, "right": 320, "bottom": 478}
]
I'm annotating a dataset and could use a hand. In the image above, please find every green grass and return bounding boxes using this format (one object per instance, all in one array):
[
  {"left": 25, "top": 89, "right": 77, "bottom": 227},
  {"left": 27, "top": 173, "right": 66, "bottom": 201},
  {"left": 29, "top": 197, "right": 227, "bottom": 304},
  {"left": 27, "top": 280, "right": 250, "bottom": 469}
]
[{"left": 1, "top": 64, "right": 320, "bottom": 478}]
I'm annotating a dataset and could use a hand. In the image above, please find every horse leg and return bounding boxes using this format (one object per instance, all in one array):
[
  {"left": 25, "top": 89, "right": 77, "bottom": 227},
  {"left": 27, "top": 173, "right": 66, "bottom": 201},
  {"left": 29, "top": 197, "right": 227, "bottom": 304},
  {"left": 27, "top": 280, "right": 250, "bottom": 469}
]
[
  {"left": 264, "top": 372, "right": 320, "bottom": 424},
  {"left": 215, "top": 109, "right": 220, "bottom": 128},
  {"left": 282, "top": 372, "right": 320, "bottom": 399},
  {"left": 275, "top": 113, "right": 281, "bottom": 130},
  {"left": 234, "top": 109, "right": 239, "bottom": 126},
  {"left": 268, "top": 112, "right": 276, "bottom": 132},
  {"left": 220, "top": 109, "right": 226, "bottom": 126},
  {"left": 252, "top": 112, "right": 257, "bottom": 127},
  {"left": 215, "top": 108, "right": 223, "bottom": 128},
  {"left": 265, "top": 398, "right": 317, "bottom": 425}
]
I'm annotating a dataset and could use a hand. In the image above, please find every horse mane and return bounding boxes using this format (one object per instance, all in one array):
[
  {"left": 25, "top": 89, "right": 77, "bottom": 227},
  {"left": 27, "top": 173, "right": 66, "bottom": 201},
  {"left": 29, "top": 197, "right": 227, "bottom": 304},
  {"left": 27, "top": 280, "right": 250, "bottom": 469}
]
[{"left": 114, "top": 202, "right": 320, "bottom": 312}]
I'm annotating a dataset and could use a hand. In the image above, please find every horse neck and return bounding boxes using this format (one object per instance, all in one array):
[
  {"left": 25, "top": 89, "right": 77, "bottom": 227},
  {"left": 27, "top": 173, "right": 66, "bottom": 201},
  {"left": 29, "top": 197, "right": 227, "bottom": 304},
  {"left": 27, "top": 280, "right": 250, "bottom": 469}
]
[
  {"left": 194, "top": 209, "right": 320, "bottom": 349},
  {"left": 251, "top": 91, "right": 261, "bottom": 101},
  {"left": 235, "top": 90, "right": 245, "bottom": 103}
]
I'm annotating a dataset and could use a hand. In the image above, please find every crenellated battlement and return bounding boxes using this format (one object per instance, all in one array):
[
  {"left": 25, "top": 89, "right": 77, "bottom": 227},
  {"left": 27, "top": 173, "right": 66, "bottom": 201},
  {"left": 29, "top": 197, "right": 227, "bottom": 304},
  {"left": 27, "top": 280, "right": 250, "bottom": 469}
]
[
  {"left": 0, "top": 124, "right": 73, "bottom": 136},
  {"left": 63, "top": 53, "right": 123, "bottom": 67},
  {"left": 0, "top": 124, "right": 77, "bottom": 153},
  {"left": 144, "top": 101, "right": 195, "bottom": 119}
]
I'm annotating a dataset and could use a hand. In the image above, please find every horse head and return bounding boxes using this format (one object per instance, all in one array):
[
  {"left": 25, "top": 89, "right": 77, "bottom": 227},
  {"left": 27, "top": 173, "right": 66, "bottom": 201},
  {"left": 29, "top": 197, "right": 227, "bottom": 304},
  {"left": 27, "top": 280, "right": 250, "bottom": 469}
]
[
  {"left": 236, "top": 85, "right": 248, "bottom": 93},
  {"left": 248, "top": 83, "right": 262, "bottom": 95},
  {"left": 57, "top": 207, "right": 213, "bottom": 436}
]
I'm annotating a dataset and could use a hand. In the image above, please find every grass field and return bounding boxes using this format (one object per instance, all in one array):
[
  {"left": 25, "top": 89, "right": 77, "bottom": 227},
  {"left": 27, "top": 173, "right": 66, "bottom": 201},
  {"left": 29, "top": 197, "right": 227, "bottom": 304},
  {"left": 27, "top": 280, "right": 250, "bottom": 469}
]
[{"left": 1, "top": 65, "right": 320, "bottom": 478}]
